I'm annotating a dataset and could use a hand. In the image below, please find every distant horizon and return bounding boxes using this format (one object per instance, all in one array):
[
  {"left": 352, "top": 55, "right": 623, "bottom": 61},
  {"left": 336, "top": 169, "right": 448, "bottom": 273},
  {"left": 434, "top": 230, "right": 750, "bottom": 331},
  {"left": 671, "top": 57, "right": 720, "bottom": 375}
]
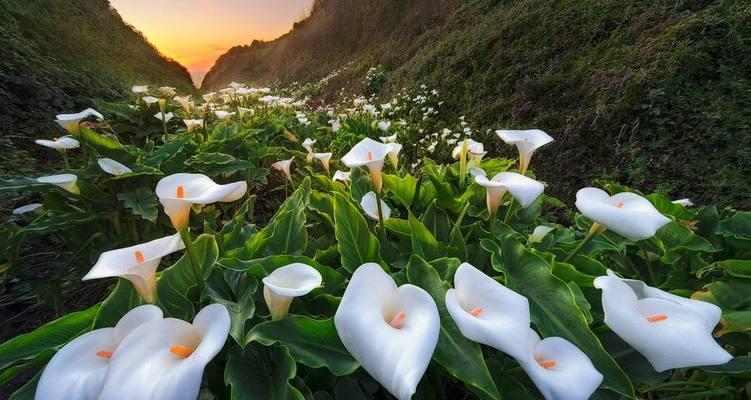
[{"left": 109, "top": 0, "right": 313, "bottom": 86}]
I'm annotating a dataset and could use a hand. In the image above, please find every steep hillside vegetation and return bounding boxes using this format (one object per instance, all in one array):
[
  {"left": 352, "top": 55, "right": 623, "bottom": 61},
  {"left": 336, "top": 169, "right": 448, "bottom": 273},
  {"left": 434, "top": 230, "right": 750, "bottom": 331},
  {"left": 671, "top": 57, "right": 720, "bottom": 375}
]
[
  {"left": 0, "top": 0, "right": 193, "bottom": 175},
  {"left": 204, "top": 0, "right": 750, "bottom": 208}
]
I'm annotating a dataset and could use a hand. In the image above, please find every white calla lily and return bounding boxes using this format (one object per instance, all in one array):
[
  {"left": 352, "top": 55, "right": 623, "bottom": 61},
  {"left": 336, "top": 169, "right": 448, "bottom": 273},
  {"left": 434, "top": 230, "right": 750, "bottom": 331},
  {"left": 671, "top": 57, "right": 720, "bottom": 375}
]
[
  {"left": 37, "top": 173, "right": 79, "bottom": 194},
  {"left": 386, "top": 142, "right": 402, "bottom": 169},
  {"left": 377, "top": 120, "right": 391, "bottom": 131},
  {"left": 155, "top": 173, "right": 247, "bottom": 231},
  {"left": 469, "top": 167, "right": 487, "bottom": 177},
  {"left": 360, "top": 191, "right": 391, "bottom": 221},
  {"left": 154, "top": 112, "right": 174, "bottom": 122},
  {"left": 98, "top": 304, "right": 230, "bottom": 400},
  {"left": 475, "top": 172, "right": 544, "bottom": 213},
  {"left": 380, "top": 133, "right": 397, "bottom": 143},
  {"left": 131, "top": 85, "right": 148, "bottom": 94},
  {"left": 97, "top": 158, "right": 132, "bottom": 176},
  {"left": 529, "top": 225, "right": 554, "bottom": 243},
  {"left": 594, "top": 270, "right": 731, "bottom": 371},
  {"left": 55, "top": 108, "right": 103, "bottom": 135},
  {"left": 340, "top": 137, "right": 392, "bottom": 193},
  {"left": 496, "top": 129, "right": 553, "bottom": 173},
  {"left": 142, "top": 96, "right": 159, "bottom": 106},
  {"left": 672, "top": 198, "right": 694, "bottom": 207},
  {"left": 518, "top": 329, "right": 603, "bottom": 400},
  {"left": 183, "top": 119, "right": 204, "bottom": 132},
  {"left": 35, "top": 136, "right": 79, "bottom": 150},
  {"left": 272, "top": 157, "right": 295, "bottom": 182},
  {"left": 302, "top": 138, "right": 317, "bottom": 162},
  {"left": 452, "top": 138, "right": 486, "bottom": 162},
  {"left": 335, "top": 263, "right": 439, "bottom": 400},
  {"left": 35, "top": 305, "right": 163, "bottom": 400},
  {"left": 332, "top": 170, "right": 351, "bottom": 182},
  {"left": 158, "top": 86, "right": 176, "bottom": 96},
  {"left": 237, "top": 106, "right": 253, "bottom": 119},
  {"left": 575, "top": 188, "right": 670, "bottom": 241},
  {"left": 13, "top": 203, "right": 42, "bottom": 215},
  {"left": 263, "top": 263, "right": 323, "bottom": 320},
  {"left": 445, "top": 263, "right": 531, "bottom": 361},
  {"left": 312, "top": 152, "right": 333, "bottom": 173},
  {"left": 214, "top": 110, "right": 234, "bottom": 120},
  {"left": 83, "top": 233, "right": 185, "bottom": 302}
]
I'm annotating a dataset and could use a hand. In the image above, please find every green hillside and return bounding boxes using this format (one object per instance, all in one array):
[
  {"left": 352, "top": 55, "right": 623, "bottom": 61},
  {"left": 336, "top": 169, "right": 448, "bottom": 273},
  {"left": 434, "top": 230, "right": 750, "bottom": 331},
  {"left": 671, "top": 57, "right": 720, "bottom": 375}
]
[{"left": 203, "top": 0, "right": 750, "bottom": 208}]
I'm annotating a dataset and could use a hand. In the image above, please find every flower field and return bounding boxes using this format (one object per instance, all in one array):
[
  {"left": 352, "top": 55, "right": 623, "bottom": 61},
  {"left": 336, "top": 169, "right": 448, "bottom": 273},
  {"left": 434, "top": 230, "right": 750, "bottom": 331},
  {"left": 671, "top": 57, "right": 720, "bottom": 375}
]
[{"left": 1, "top": 81, "right": 749, "bottom": 400}]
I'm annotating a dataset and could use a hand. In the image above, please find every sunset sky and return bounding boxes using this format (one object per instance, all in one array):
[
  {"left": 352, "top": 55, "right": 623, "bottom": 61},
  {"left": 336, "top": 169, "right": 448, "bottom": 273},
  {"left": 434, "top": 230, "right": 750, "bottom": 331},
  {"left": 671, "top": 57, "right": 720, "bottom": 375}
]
[{"left": 109, "top": 0, "right": 313, "bottom": 85}]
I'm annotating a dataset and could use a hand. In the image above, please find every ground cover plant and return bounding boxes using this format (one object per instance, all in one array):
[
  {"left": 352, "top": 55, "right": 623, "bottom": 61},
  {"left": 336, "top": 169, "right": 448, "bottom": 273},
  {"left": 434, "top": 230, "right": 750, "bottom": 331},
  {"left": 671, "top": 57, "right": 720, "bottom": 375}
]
[{"left": 0, "top": 81, "right": 749, "bottom": 399}]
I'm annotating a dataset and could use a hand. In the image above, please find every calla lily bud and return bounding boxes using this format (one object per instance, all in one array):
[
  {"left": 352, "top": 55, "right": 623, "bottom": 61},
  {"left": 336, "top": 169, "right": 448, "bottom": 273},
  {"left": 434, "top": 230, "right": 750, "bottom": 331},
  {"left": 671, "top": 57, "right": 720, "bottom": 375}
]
[
  {"left": 496, "top": 129, "right": 553, "bottom": 173},
  {"left": 262, "top": 263, "right": 323, "bottom": 320},
  {"left": 98, "top": 158, "right": 132, "bottom": 176},
  {"left": 340, "top": 138, "right": 392, "bottom": 193},
  {"left": 335, "top": 263, "right": 439, "bottom": 400},
  {"left": 575, "top": 188, "right": 670, "bottom": 241},
  {"left": 594, "top": 270, "right": 732, "bottom": 371},
  {"left": 360, "top": 191, "right": 391, "bottom": 221},
  {"left": 475, "top": 171, "right": 544, "bottom": 214},
  {"left": 37, "top": 173, "right": 80, "bottom": 194},
  {"left": 271, "top": 157, "right": 295, "bottom": 182}
]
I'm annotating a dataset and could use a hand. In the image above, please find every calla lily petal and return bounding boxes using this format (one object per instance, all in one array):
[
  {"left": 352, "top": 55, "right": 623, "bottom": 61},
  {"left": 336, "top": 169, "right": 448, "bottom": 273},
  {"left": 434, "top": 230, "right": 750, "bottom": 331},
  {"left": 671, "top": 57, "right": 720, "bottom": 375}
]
[
  {"left": 35, "top": 305, "right": 163, "bottom": 400},
  {"left": 529, "top": 225, "right": 554, "bottom": 243},
  {"left": 312, "top": 152, "right": 333, "bottom": 173},
  {"left": 340, "top": 138, "right": 392, "bottom": 193},
  {"left": 475, "top": 172, "right": 544, "bottom": 212},
  {"left": 55, "top": 108, "right": 103, "bottom": 134},
  {"left": 263, "top": 263, "right": 323, "bottom": 320},
  {"left": 272, "top": 157, "right": 295, "bottom": 182},
  {"left": 13, "top": 203, "right": 43, "bottom": 215},
  {"left": 575, "top": 188, "right": 670, "bottom": 241},
  {"left": 98, "top": 158, "right": 133, "bottom": 176},
  {"left": 214, "top": 110, "right": 235, "bottom": 120},
  {"left": 495, "top": 129, "right": 553, "bottom": 173},
  {"left": 335, "top": 263, "right": 439, "bottom": 400},
  {"left": 445, "top": 263, "right": 531, "bottom": 361},
  {"left": 360, "top": 191, "right": 391, "bottom": 221},
  {"left": 154, "top": 112, "right": 174, "bottom": 122},
  {"left": 35, "top": 136, "right": 79, "bottom": 150},
  {"left": 132, "top": 85, "right": 148, "bottom": 93},
  {"left": 332, "top": 170, "right": 351, "bottom": 182},
  {"left": 37, "top": 173, "right": 79, "bottom": 194}
]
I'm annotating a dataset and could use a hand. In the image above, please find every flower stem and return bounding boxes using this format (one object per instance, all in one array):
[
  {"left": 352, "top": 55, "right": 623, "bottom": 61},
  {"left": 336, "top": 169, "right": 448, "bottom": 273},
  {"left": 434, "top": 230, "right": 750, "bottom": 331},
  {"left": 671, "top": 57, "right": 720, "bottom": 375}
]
[
  {"left": 374, "top": 190, "right": 387, "bottom": 244},
  {"left": 61, "top": 150, "right": 69, "bottom": 169},
  {"left": 503, "top": 198, "right": 516, "bottom": 224},
  {"left": 488, "top": 209, "right": 498, "bottom": 236},
  {"left": 563, "top": 223, "right": 604, "bottom": 263},
  {"left": 162, "top": 118, "right": 168, "bottom": 137},
  {"left": 179, "top": 228, "right": 202, "bottom": 285},
  {"left": 641, "top": 247, "right": 658, "bottom": 285}
]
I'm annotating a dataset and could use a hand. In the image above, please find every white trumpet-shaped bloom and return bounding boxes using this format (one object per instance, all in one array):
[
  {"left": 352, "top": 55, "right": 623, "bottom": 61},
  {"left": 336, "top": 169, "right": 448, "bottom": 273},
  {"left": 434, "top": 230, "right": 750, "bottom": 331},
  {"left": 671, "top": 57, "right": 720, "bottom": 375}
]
[
  {"left": 37, "top": 173, "right": 79, "bottom": 194},
  {"left": 272, "top": 157, "right": 295, "bottom": 182},
  {"left": 35, "top": 136, "right": 79, "bottom": 150},
  {"left": 35, "top": 305, "right": 164, "bottom": 400},
  {"left": 302, "top": 138, "right": 317, "bottom": 162},
  {"left": 575, "top": 188, "right": 670, "bottom": 241},
  {"left": 380, "top": 133, "right": 397, "bottom": 143},
  {"left": 518, "top": 329, "right": 604, "bottom": 400},
  {"left": 154, "top": 112, "right": 174, "bottom": 122},
  {"left": 214, "top": 110, "right": 234, "bottom": 120},
  {"left": 332, "top": 170, "right": 351, "bottom": 182},
  {"left": 340, "top": 138, "right": 393, "bottom": 193},
  {"left": 312, "top": 152, "right": 333, "bottom": 173},
  {"left": 594, "top": 270, "right": 731, "bottom": 372},
  {"left": 237, "top": 106, "right": 253, "bottom": 119},
  {"left": 98, "top": 158, "right": 132, "bottom": 176},
  {"left": 132, "top": 85, "right": 148, "bottom": 94},
  {"left": 155, "top": 174, "right": 247, "bottom": 231},
  {"left": 360, "top": 191, "right": 391, "bottom": 221},
  {"left": 83, "top": 233, "right": 185, "bottom": 303},
  {"left": 672, "top": 198, "right": 694, "bottom": 207},
  {"left": 496, "top": 129, "right": 553, "bottom": 173},
  {"left": 386, "top": 142, "right": 402, "bottom": 169},
  {"left": 452, "top": 138, "right": 486, "bottom": 161},
  {"left": 445, "top": 263, "right": 531, "bottom": 361},
  {"left": 142, "top": 96, "right": 159, "bottom": 106},
  {"left": 13, "top": 203, "right": 42, "bottom": 215},
  {"left": 98, "top": 304, "right": 230, "bottom": 400},
  {"left": 158, "top": 86, "right": 176, "bottom": 96},
  {"left": 183, "top": 119, "right": 204, "bottom": 132},
  {"left": 475, "top": 172, "right": 544, "bottom": 212},
  {"left": 55, "top": 108, "right": 103, "bottom": 134},
  {"left": 335, "top": 263, "right": 439, "bottom": 400},
  {"left": 529, "top": 225, "right": 555, "bottom": 243},
  {"left": 263, "top": 263, "right": 323, "bottom": 320}
]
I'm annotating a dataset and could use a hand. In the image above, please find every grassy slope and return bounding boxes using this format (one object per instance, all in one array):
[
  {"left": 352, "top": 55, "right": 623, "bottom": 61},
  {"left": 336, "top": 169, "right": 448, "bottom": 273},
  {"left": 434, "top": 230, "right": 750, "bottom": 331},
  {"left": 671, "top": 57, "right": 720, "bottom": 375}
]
[
  {"left": 0, "top": 0, "right": 194, "bottom": 176},
  {"left": 203, "top": 0, "right": 750, "bottom": 208}
]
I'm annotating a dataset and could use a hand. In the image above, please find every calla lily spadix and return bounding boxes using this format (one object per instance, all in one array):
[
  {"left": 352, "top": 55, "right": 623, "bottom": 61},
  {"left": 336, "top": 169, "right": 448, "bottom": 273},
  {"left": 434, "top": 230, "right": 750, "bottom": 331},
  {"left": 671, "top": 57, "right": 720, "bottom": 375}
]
[
  {"left": 445, "top": 263, "right": 531, "bottom": 361},
  {"left": 475, "top": 171, "right": 545, "bottom": 214},
  {"left": 340, "top": 137, "right": 392, "bottom": 193},
  {"left": 55, "top": 108, "right": 103, "bottom": 135},
  {"left": 575, "top": 188, "right": 670, "bottom": 241},
  {"left": 35, "top": 136, "right": 79, "bottom": 150},
  {"left": 154, "top": 112, "right": 174, "bottom": 122},
  {"left": 83, "top": 233, "right": 185, "bottom": 303},
  {"left": 594, "top": 270, "right": 731, "bottom": 371},
  {"left": 335, "top": 263, "right": 439, "bottom": 400},
  {"left": 360, "top": 191, "right": 391, "bottom": 221},
  {"left": 272, "top": 157, "right": 295, "bottom": 182},
  {"left": 263, "top": 263, "right": 323, "bottom": 320},
  {"left": 517, "top": 329, "right": 603, "bottom": 400},
  {"left": 156, "top": 173, "right": 247, "bottom": 231},
  {"left": 312, "top": 152, "right": 333, "bottom": 173},
  {"left": 12, "top": 203, "right": 42, "bottom": 215},
  {"left": 529, "top": 225, "right": 554, "bottom": 243},
  {"left": 37, "top": 173, "right": 79, "bottom": 194},
  {"left": 332, "top": 170, "right": 351, "bottom": 182},
  {"left": 35, "top": 305, "right": 164, "bottom": 400},
  {"left": 496, "top": 129, "right": 553, "bottom": 174},
  {"left": 98, "top": 158, "right": 132, "bottom": 176},
  {"left": 183, "top": 119, "right": 204, "bottom": 132},
  {"left": 98, "top": 304, "right": 231, "bottom": 400}
]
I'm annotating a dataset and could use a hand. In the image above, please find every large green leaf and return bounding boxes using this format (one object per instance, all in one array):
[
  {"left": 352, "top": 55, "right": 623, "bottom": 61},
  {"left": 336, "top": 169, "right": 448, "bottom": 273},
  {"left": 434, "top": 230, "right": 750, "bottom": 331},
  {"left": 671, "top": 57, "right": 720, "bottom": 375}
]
[
  {"left": 204, "top": 269, "right": 258, "bottom": 345},
  {"left": 409, "top": 213, "right": 442, "bottom": 261},
  {"left": 0, "top": 178, "right": 46, "bottom": 192},
  {"left": 225, "top": 344, "right": 304, "bottom": 400},
  {"left": 117, "top": 187, "right": 159, "bottom": 222},
  {"left": 716, "top": 311, "right": 751, "bottom": 336},
  {"left": 405, "top": 255, "right": 501, "bottom": 400},
  {"left": 247, "top": 316, "right": 359, "bottom": 376},
  {"left": 219, "top": 255, "right": 346, "bottom": 294},
  {"left": 93, "top": 279, "right": 143, "bottom": 329},
  {"left": 383, "top": 174, "right": 416, "bottom": 208},
  {"left": 333, "top": 192, "right": 380, "bottom": 273},
  {"left": 266, "top": 178, "right": 311, "bottom": 255},
  {"left": 483, "top": 237, "right": 634, "bottom": 397}
]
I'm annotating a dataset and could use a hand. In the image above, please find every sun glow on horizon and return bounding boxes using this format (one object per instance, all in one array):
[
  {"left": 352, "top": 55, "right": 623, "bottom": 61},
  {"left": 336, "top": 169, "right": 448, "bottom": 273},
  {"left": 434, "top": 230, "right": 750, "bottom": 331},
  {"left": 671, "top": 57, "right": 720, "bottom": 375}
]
[{"left": 109, "top": 0, "right": 313, "bottom": 86}]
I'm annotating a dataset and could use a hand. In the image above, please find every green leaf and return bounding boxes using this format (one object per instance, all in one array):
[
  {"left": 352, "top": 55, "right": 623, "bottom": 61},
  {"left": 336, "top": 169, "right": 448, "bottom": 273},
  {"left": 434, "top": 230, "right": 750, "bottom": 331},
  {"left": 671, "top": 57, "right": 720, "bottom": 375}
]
[
  {"left": 699, "top": 259, "right": 751, "bottom": 279},
  {"left": 267, "top": 178, "right": 311, "bottom": 255},
  {"left": 17, "top": 211, "right": 102, "bottom": 234},
  {"left": 333, "top": 192, "right": 380, "bottom": 273},
  {"left": 483, "top": 237, "right": 634, "bottom": 397},
  {"left": 405, "top": 255, "right": 501, "bottom": 400},
  {"left": 117, "top": 187, "right": 159, "bottom": 222},
  {"left": 219, "top": 255, "right": 346, "bottom": 295},
  {"left": 248, "top": 316, "right": 359, "bottom": 376},
  {"left": 0, "top": 178, "right": 46, "bottom": 192},
  {"left": 654, "top": 222, "right": 715, "bottom": 264},
  {"left": 185, "top": 152, "right": 253, "bottom": 176},
  {"left": 78, "top": 126, "right": 127, "bottom": 159},
  {"left": 225, "top": 343, "right": 304, "bottom": 400},
  {"left": 409, "top": 213, "right": 442, "bottom": 261},
  {"left": 204, "top": 269, "right": 258, "bottom": 345},
  {"left": 383, "top": 174, "right": 416, "bottom": 208},
  {"left": 716, "top": 311, "right": 751, "bottom": 336},
  {"left": 93, "top": 279, "right": 143, "bottom": 329}
]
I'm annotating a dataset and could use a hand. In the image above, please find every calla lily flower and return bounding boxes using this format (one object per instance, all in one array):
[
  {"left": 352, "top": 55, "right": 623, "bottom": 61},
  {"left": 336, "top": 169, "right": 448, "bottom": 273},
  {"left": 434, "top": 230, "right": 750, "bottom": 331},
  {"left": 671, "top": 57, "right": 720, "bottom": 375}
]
[
  {"left": 183, "top": 119, "right": 204, "bottom": 132},
  {"left": 214, "top": 110, "right": 234, "bottom": 121},
  {"left": 672, "top": 198, "right": 694, "bottom": 207},
  {"left": 475, "top": 172, "right": 544, "bottom": 213},
  {"left": 142, "top": 96, "right": 159, "bottom": 106},
  {"left": 452, "top": 138, "right": 486, "bottom": 163},
  {"left": 132, "top": 85, "right": 148, "bottom": 94},
  {"left": 35, "top": 136, "right": 79, "bottom": 150},
  {"left": 158, "top": 86, "right": 176, "bottom": 96},
  {"left": 98, "top": 158, "right": 132, "bottom": 176},
  {"left": 237, "top": 106, "right": 254, "bottom": 119},
  {"left": 154, "top": 112, "right": 174, "bottom": 123},
  {"left": 386, "top": 143, "right": 402, "bottom": 169},
  {"left": 13, "top": 203, "right": 42, "bottom": 215},
  {"left": 594, "top": 270, "right": 731, "bottom": 371},
  {"left": 262, "top": 263, "right": 322, "bottom": 320},
  {"left": 445, "top": 263, "right": 531, "bottom": 361},
  {"left": 335, "top": 263, "right": 440, "bottom": 400},
  {"left": 332, "top": 170, "right": 351, "bottom": 182},
  {"left": 155, "top": 174, "right": 247, "bottom": 231},
  {"left": 55, "top": 108, "right": 103, "bottom": 135},
  {"left": 377, "top": 120, "right": 391, "bottom": 131},
  {"left": 529, "top": 225, "right": 554, "bottom": 243},
  {"left": 37, "top": 173, "right": 79, "bottom": 194},
  {"left": 517, "top": 329, "right": 603, "bottom": 400},
  {"left": 575, "top": 188, "right": 670, "bottom": 241},
  {"left": 83, "top": 233, "right": 185, "bottom": 303},
  {"left": 98, "top": 304, "right": 230, "bottom": 400},
  {"left": 340, "top": 138, "right": 392, "bottom": 193},
  {"left": 380, "top": 133, "right": 397, "bottom": 143},
  {"left": 302, "top": 138, "right": 317, "bottom": 162},
  {"left": 469, "top": 167, "right": 486, "bottom": 177},
  {"left": 272, "top": 157, "right": 295, "bottom": 182},
  {"left": 360, "top": 191, "right": 391, "bottom": 221},
  {"left": 496, "top": 129, "right": 553, "bottom": 173},
  {"left": 35, "top": 305, "right": 164, "bottom": 400},
  {"left": 312, "top": 152, "right": 333, "bottom": 173}
]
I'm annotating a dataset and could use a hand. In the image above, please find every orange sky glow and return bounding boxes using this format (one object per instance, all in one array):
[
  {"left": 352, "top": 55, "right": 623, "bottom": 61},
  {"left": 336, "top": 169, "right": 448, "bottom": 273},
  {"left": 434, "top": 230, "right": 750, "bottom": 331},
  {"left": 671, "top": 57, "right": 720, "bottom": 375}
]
[{"left": 109, "top": 0, "right": 313, "bottom": 86}]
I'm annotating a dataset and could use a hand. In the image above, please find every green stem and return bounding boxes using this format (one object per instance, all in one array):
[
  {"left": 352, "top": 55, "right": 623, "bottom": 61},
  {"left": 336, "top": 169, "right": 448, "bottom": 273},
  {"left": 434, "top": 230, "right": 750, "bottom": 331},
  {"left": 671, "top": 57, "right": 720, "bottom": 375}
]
[
  {"left": 375, "top": 190, "right": 387, "bottom": 244},
  {"left": 179, "top": 229, "right": 202, "bottom": 284},
  {"left": 563, "top": 223, "right": 603, "bottom": 262},
  {"left": 488, "top": 209, "right": 498, "bottom": 235},
  {"left": 642, "top": 247, "right": 658, "bottom": 285},
  {"left": 61, "top": 151, "right": 69, "bottom": 169},
  {"left": 162, "top": 118, "right": 168, "bottom": 137},
  {"left": 503, "top": 198, "right": 516, "bottom": 224}
]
